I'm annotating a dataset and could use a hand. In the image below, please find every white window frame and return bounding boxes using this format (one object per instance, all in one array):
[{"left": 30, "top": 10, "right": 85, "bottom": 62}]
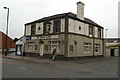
[
  {"left": 94, "top": 44, "right": 100, "bottom": 53},
  {"left": 84, "top": 43, "right": 91, "bottom": 53},
  {"left": 49, "top": 41, "right": 60, "bottom": 52}
]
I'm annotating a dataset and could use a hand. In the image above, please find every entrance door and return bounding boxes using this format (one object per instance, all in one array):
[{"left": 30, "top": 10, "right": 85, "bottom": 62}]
[{"left": 110, "top": 49, "right": 115, "bottom": 56}]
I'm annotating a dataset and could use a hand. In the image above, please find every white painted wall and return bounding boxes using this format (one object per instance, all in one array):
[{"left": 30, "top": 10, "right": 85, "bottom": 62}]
[
  {"left": 115, "top": 49, "right": 119, "bottom": 56},
  {"left": 61, "top": 18, "right": 65, "bottom": 32},
  {"left": 49, "top": 20, "right": 53, "bottom": 33},
  {"left": 94, "top": 27, "right": 98, "bottom": 38},
  {"left": 25, "top": 25, "right": 31, "bottom": 36},
  {"left": 69, "top": 18, "right": 85, "bottom": 35},
  {"left": 36, "top": 22, "right": 43, "bottom": 35},
  {"left": 84, "top": 23, "right": 89, "bottom": 36}
]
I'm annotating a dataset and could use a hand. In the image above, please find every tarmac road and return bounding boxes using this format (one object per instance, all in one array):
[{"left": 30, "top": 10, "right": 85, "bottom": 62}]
[{"left": 2, "top": 57, "right": 118, "bottom": 78}]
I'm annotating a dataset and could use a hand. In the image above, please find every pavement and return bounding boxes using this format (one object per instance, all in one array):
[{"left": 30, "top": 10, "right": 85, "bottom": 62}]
[{"left": 1, "top": 53, "right": 118, "bottom": 66}]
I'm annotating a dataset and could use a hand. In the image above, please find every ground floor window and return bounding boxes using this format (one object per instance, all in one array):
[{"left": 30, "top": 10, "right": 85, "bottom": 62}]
[
  {"left": 84, "top": 43, "right": 91, "bottom": 53},
  {"left": 95, "top": 44, "right": 100, "bottom": 52},
  {"left": 48, "top": 41, "right": 60, "bottom": 52},
  {"left": 28, "top": 45, "right": 38, "bottom": 51},
  {"left": 69, "top": 45, "right": 74, "bottom": 53},
  {"left": 27, "top": 42, "right": 38, "bottom": 51},
  {"left": 45, "top": 45, "right": 49, "bottom": 52}
]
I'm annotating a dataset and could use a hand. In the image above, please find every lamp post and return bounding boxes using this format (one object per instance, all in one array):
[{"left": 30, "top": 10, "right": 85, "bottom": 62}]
[
  {"left": 4, "top": 7, "right": 9, "bottom": 56},
  {"left": 105, "top": 29, "right": 108, "bottom": 40},
  {"left": 105, "top": 29, "right": 108, "bottom": 57}
]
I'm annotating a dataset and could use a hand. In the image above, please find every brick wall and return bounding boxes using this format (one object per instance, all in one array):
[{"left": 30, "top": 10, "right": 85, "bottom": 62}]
[{"left": 0, "top": 32, "right": 15, "bottom": 54}]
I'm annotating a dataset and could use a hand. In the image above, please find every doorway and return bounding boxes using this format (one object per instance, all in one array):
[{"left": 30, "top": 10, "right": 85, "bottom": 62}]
[{"left": 110, "top": 49, "right": 115, "bottom": 56}]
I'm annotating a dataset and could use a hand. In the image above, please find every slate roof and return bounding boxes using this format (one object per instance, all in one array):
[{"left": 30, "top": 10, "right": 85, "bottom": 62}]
[{"left": 25, "top": 12, "right": 103, "bottom": 28}]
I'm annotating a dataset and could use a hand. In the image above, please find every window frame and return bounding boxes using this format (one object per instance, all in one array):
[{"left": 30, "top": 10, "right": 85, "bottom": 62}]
[
  {"left": 94, "top": 44, "right": 100, "bottom": 53},
  {"left": 53, "top": 19, "right": 61, "bottom": 33},
  {"left": 84, "top": 43, "right": 91, "bottom": 53},
  {"left": 69, "top": 45, "right": 74, "bottom": 54}
]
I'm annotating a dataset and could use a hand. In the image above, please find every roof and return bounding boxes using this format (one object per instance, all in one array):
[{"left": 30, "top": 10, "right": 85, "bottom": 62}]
[
  {"left": 105, "top": 38, "right": 120, "bottom": 43},
  {"left": 25, "top": 12, "right": 103, "bottom": 28}
]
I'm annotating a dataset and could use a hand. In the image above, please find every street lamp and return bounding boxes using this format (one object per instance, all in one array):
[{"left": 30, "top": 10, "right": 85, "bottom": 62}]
[
  {"left": 4, "top": 7, "right": 9, "bottom": 56},
  {"left": 105, "top": 29, "right": 108, "bottom": 57},
  {"left": 105, "top": 29, "right": 108, "bottom": 39}
]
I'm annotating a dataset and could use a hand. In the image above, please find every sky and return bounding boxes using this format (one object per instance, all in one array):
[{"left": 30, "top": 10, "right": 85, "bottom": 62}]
[{"left": 0, "top": 0, "right": 119, "bottom": 39}]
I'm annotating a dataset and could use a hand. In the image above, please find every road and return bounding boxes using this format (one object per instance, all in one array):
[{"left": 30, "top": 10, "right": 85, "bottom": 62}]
[{"left": 2, "top": 57, "right": 118, "bottom": 78}]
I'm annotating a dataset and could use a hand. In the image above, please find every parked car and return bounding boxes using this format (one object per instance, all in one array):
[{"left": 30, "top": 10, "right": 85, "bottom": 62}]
[{"left": 8, "top": 48, "right": 15, "bottom": 53}]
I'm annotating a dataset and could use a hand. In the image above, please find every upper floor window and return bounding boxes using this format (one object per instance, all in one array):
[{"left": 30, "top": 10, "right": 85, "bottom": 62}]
[
  {"left": 89, "top": 25, "right": 93, "bottom": 36},
  {"left": 45, "top": 24, "right": 51, "bottom": 34},
  {"left": 38, "top": 26, "right": 41, "bottom": 30},
  {"left": 79, "top": 26, "right": 81, "bottom": 30},
  {"left": 31, "top": 24, "right": 36, "bottom": 36},
  {"left": 53, "top": 19, "right": 61, "bottom": 33},
  {"left": 98, "top": 28, "right": 101, "bottom": 38},
  {"left": 44, "top": 21, "right": 51, "bottom": 34}
]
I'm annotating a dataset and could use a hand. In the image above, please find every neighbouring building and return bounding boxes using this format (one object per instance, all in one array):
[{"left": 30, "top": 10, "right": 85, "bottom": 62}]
[
  {"left": 0, "top": 31, "right": 15, "bottom": 54},
  {"left": 24, "top": 2, "right": 104, "bottom": 58},
  {"left": 15, "top": 36, "right": 25, "bottom": 56},
  {"left": 105, "top": 38, "right": 120, "bottom": 57}
]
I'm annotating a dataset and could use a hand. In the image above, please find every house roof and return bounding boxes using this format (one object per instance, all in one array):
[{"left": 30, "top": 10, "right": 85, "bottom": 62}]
[{"left": 25, "top": 12, "right": 103, "bottom": 28}]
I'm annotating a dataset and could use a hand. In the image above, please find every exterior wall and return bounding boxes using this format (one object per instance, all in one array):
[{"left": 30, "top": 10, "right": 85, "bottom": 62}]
[
  {"left": 25, "top": 40, "right": 39, "bottom": 54},
  {"left": 114, "top": 49, "right": 119, "bottom": 56},
  {"left": 61, "top": 18, "right": 65, "bottom": 32},
  {"left": 25, "top": 25, "right": 31, "bottom": 36},
  {"left": 26, "top": 18, "right": 65, "bottom": 36},
  {"left": 69, "top": 19, "right": 85, "bottom": 35},
  {"left": 94, "top": 27, "right": 98, "bottom": 38},
  {"left": 49, "top": 20, "right": 54, "bottom": 33},
  {"left": 0, "top": 32, "right": 15, "bottom": 54},
  {"left": 67, "top": 34, "right": 103, "bottom": 57},
  {"left": 25, "top": 34, "right": 65, "bottom": 56},
  {"left": 105, "top": 48, "right": 110, "bottom": 57},
  {"left": 84, "top": 24, "right": 89, "bottom": 36},
  {"left": 36, "top": 22, "right": 44, "bottom": 35},
  {"left": 105, "top": 47, "right": 119, "bottom": 57},
  {"left": 68, "top": 18, "right": 103, "bottom": 39}
]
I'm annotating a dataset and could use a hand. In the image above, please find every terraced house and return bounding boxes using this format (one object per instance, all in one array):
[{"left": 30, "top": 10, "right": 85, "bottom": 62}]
[{"left": 24, "top": 2, "right": 104, "bottom": 58}]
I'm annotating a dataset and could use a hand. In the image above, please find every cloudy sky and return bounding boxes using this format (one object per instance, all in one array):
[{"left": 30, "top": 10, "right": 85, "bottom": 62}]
[{"left": 0, "top": 0, "right": 119, "bottom": 39}]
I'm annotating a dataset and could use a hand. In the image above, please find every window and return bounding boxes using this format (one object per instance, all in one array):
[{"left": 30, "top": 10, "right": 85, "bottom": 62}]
[
  {"left": 28, "top": 45, "right": 38, "bottom": 51},
  {"left": 31, "top": 24, "right": 36, "bottom": 36},
  {"left": 84, "top": 43, "right": 91, "bottom": 53},
  {"left": 89, "top": 25, "right": 93, "bottom": 36},
  {"left": 28, "top": 42, "right": 38, "bottom": 51},
  {"left": 98, "top": 29, "right": 101, "bottom": 38},
  {"left": 49, "top": 41, "right": 60, "bottom": 52},
  {"left": 79, "top": 26, "right": 81, "bottom": 30},
  {"left": 44, "top": 24, "right": 51, "bottom": 34},
  {"left": 54, "top": 19, "right": 61, "bottom": 33},
  {"left": 95, "top": 44, "right": 100, "bottom": 52},
  {"left": 38, "top": 26, "right": 41, "bottom": 30},
  {"left": 70, "top": 45, "right": 74, "bottom": 53},
  {"left": 45, "top": 45, "right": 48, "bottom": 52}
]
